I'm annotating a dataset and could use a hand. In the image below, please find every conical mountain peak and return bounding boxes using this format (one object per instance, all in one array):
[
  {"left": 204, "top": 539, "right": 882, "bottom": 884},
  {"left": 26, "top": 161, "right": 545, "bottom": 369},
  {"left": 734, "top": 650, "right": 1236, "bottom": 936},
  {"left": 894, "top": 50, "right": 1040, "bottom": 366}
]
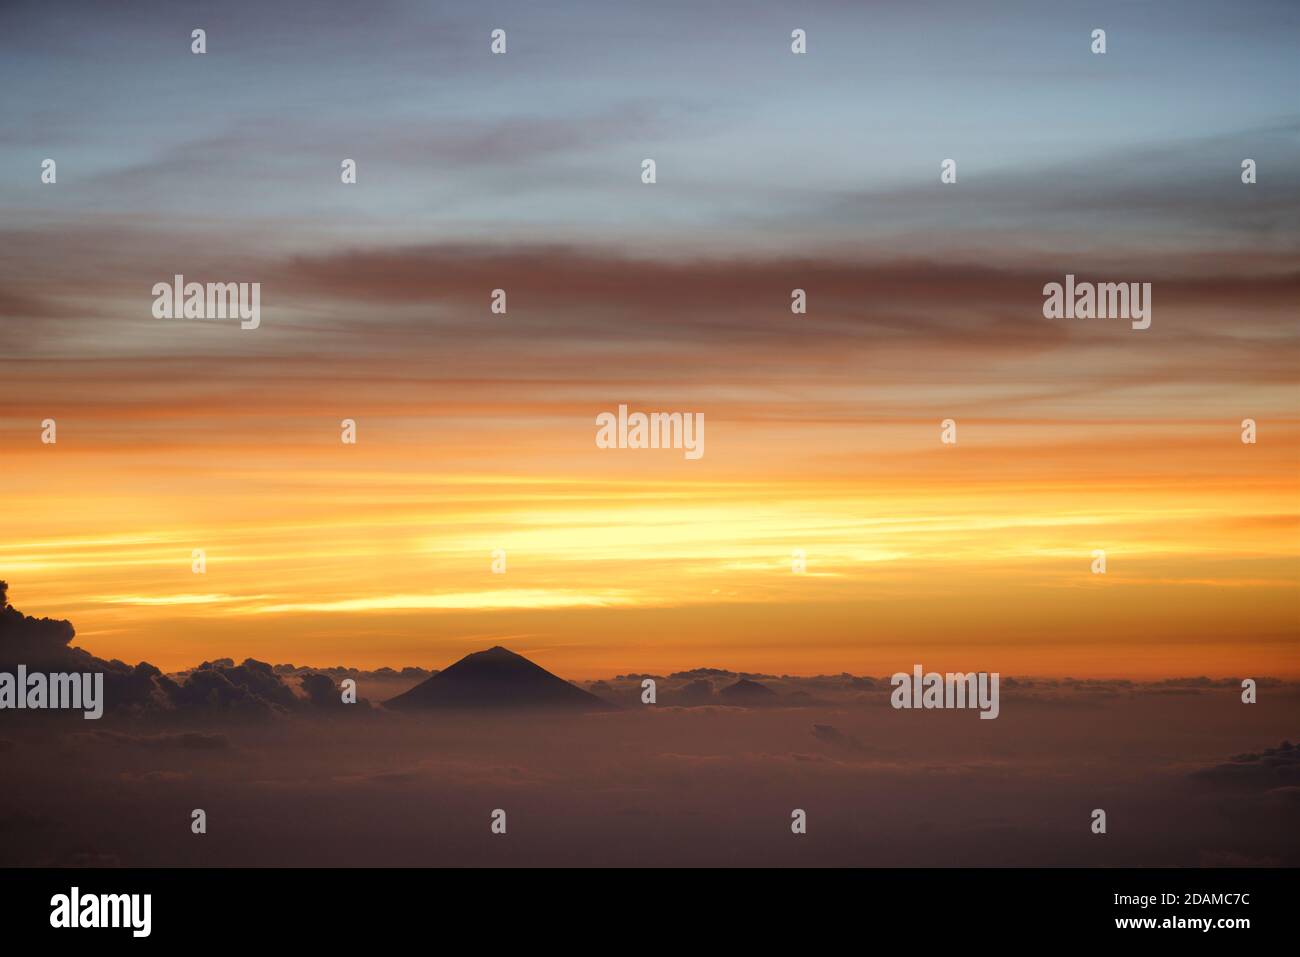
[{"left": 386, "top": 646, "right": 615, "bottom": 712}]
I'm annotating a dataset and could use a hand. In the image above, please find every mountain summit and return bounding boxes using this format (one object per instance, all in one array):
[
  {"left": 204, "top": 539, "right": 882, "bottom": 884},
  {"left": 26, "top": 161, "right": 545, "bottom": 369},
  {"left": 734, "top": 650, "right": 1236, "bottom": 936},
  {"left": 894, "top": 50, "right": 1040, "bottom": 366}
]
[
  {"left": 384, "top": 646, "right": 615, "bottom": 712},
  {"left": 719, "top": 678, "right": 778, "bottom": 704}
]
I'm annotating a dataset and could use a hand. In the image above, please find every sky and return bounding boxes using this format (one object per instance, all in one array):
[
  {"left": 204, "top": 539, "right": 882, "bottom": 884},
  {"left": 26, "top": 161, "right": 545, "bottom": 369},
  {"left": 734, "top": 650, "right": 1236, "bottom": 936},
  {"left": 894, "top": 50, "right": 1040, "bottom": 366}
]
[{"left": 0, "top": 0, "right": 1296, "bottom": 676}]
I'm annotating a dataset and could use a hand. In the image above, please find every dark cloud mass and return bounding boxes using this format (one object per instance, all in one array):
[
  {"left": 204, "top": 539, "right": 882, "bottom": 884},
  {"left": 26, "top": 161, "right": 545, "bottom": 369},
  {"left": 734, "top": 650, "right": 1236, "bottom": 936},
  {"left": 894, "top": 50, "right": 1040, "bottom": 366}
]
[
  {"left": 0, "top": 580, "right": 80, "bottom": 668},
  {"left": 1193, "top": 740, "right": 1300, "bottom": 788},
  {"left": 0, "top": 582, "right": 368, "bottom": 717}
]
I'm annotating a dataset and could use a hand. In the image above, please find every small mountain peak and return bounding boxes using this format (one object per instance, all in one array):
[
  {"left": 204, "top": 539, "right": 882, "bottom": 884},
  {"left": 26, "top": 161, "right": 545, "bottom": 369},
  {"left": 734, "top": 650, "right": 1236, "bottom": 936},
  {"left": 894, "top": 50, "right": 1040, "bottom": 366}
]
[
  {"left": 720, "top": 677, "right": 777, "bottom": 699},
  {"left": 386, "top": 645, "right": 615, "bottom": 712}
]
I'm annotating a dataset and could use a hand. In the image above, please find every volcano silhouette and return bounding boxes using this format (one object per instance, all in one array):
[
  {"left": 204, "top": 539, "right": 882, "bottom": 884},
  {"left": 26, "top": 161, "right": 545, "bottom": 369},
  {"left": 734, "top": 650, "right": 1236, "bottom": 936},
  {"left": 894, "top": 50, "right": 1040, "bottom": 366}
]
[
  {"left": 385, "top": 646, "right": 616, "bottom": 712},
  {"left": 719, "top": 677, "right": 778, "bottom": 704}
]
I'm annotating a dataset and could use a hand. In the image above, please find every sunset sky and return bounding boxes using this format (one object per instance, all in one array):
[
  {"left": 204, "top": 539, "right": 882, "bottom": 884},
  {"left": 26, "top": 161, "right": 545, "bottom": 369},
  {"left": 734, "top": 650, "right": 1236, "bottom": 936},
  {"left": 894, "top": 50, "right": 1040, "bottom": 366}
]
[{"left": 1, "top": 0, "right": 1296, "bottom": 677}]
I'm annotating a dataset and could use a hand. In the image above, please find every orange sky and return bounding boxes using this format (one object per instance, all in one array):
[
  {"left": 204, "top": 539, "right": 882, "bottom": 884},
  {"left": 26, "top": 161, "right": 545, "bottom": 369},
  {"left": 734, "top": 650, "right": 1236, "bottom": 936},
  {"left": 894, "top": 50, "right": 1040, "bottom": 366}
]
[
  {"left": 1, "top": 219, "right": 1296, "bottom": 683},
  {"left": 2, "top": 347, "right": 1296, "bottom": 677}
]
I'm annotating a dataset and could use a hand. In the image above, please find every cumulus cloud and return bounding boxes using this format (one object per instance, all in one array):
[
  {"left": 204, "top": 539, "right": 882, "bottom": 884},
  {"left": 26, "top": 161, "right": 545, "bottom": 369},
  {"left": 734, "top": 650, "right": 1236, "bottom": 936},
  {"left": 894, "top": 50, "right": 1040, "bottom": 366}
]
[
  {"left": 0, "top": 582, "right": 374, "bottom": 718},
  {"left": 1192, "top": 740, "right": 1300, "bottom": 789},
  {"left": 0, "top": 580, "right": 82, "bottom": 668},
  {"left": 297, "top": 671, "right": 374, "bottom": 710},
  {"left": 669, "top": 667, "right": 775, "bottom": 680},
  {"left": 162, "top": 659, "right": 300, "bottom": 716},
  {"left": 274, "top": 662, "right": 433, "bottom": 682}
]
